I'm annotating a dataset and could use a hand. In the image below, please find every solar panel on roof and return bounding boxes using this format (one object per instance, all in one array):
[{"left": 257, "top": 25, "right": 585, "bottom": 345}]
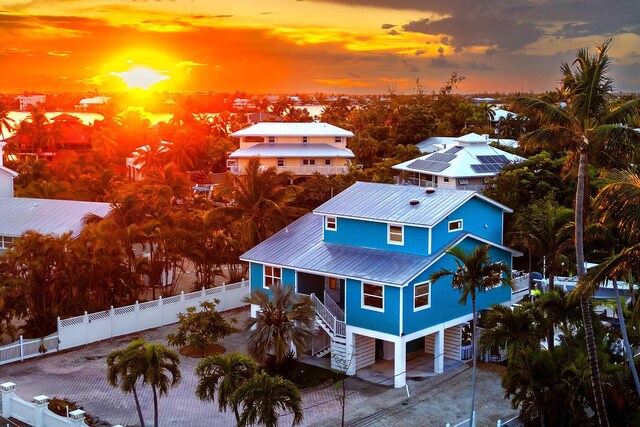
[
  {"left": 407, "top": 159, "right": 449, "bottom": 173},
  {"left": 445, "top": 146, "right": 463, "bottom": 154},
  {"left": 428, "top": 153, "right": 456, "bottom": 163}
]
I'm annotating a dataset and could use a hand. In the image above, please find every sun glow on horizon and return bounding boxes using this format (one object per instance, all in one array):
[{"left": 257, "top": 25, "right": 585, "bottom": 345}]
[{"left": 112, "top": 66, "right": 169, "bottom": 89}]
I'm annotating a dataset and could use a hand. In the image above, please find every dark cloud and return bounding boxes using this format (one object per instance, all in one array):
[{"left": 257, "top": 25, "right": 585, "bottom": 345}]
[
  {"left": 414, "top": 49, "right": 425, "bottom": 56},
  {"left": 381, "top": 23, "right": 395, "bottom": 30},
  {"left": 387, "top": 29, "right": 399, "bottom": 36},
  {"left": 466, "top": 61, "right": 493, "bottom": 71},
  {"left": 430, "top": 55, "right": 458, "bottom": 68}
]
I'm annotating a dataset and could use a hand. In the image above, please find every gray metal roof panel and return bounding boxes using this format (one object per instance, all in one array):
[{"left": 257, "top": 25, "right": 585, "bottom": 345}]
[
  {"left": 229, "top": 143, "right": 355, "bottom": 159},
  {"left": 0, "top": 197, "right": 111, "bottom": 237},
  {"left": 313, "top": 182, "right": 480, "bottom": 227},
  {"left": 241, "top": 213, "right": 438, "bottom": 286}
]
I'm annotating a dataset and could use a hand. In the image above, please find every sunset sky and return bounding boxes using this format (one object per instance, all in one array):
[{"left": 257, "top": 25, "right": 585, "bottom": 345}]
[{"left": 0, "top": 0, "right": 638, "bottom": 94}]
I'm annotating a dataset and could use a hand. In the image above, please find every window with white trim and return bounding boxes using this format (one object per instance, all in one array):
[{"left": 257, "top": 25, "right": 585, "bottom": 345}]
[
  {"left": 334, "top": 136, "right": 342, "bottom": 143},
  {"left": 277, "top": 158, "right": 285, "bottom": 167},
  {"left": 302, "top": 136, "right": 308, "bottom": 144},
  {"left": 448, "top": 219, "right": 463, "bottom": 232},
  {"left": 0, "top": 236, "right": 15, "bottom": 249},
  {"left": 414, "top": 282, "right": 431, "bottom": 310},
  {"left": 268, "top": 136, "right": 276, "bottom": 144},
  {"left": 324, "top": 159, "right": 332, "bottom": 166},
  {"left": 387, "top": 224, "right": 404, "bottom": 245},
  {"left": 362, "top": 283, "right": 384, "bottom": 310},
  {"left": 457, "top": 178, "right": 469, "bottom": 185},
  {"left": 264, "top": 265, "right": 282, "bottom": 288},
  {"left": 302, "top": 158, "right": 316, "bottom": 166},
  {"left": 325, "top": 216, "right": 337, "bottom": 231},
  {"left": 443, "top": 177, "right": 450, "bottom": 183}
]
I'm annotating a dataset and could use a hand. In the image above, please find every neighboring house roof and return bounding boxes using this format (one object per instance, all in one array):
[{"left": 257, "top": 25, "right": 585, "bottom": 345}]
[
  {"left": 393, "top": 138, "right": 524, "bottom": 178},
  {"left": 313, "top": 181, "right": 512, "bottom": 228},
  {"left": 0, "top": 197, "right": 111, "bottom": 237},
  {"left": 241, "top": 213, "right": 520, "bottom": 286},
  {"left": 492, "top": 108, "right": 517, "bottom": 121},
  {"left": 0, "top": 165, "right": 19, "bottom": 178},
  {"left": 231, "top": 122, "right": 354, "bottom": 137},
  {"left": 416, "top": 133, "right": 518, "bottom": 153},
  {"left": 228, "top": 143, "right": 355, "bottom": 159}
]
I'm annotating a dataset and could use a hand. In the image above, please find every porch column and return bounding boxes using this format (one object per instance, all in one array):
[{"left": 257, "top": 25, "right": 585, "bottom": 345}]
[
  {"left": 434, "top": 327, "right": 444, "bottom": 374},
  {"left": 382, "top": 340, "right": 394, "bottom": 361},
  {"left": 393, "top": 337, "right": 406, "bottom": 388},
  {"left": 345, "top": 330, "right": 356, "bottom": 375}
]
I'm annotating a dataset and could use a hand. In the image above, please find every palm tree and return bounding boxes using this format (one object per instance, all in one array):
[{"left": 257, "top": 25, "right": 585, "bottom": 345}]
[
  {"left": 106, "top": 339, "right": 148, "bottom": 427},
  {"left": 107, "top": 339, "right": 181, "bottom": 427},
  {"left": 195, "top": 352, "right": 257, "bottom": 422},
  {"left": 243, "top": 283, "right": 315, "bottom": 365},
  {"left": 513, "top": 40, "right": 640, "bottom": 426},
  {"left": 0, "top": 100, "right": 15, "bottom": 140},
  {"left": 231, "top": 371, "right": 303, "bottom": 427},
  {"left": 216, "top": 158, "right": 305, "bottom": 249},
  {"left": 430, "top": 244, "right": 513, "bottom": 427}
]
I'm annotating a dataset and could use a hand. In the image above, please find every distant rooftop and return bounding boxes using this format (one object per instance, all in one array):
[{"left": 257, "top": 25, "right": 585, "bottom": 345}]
[
  {"left": 313, "top": 181, "right": 511, "bottom": 228},
  {"left": 232, "top": 122, "right": 354, "bottom": 137},
  {"left": 0, "top": 197, "right": 111, "bottom": 237}
]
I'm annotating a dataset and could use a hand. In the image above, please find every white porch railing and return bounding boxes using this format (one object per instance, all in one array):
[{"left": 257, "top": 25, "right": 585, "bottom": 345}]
[
  {"left": 277, "top": 165, "right": 349, "bottom": 175},
  {"left": 323, "top": 291, "right": 345, "bottom": 321},
  {"left": 308, "top": 293, "right": 346, "bottom": 338}
]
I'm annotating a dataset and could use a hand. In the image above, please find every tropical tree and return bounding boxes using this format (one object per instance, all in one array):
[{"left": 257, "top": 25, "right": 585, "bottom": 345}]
[
  {"left": 216, "top": 158, "right": 305, "bottom": 250},
  {"left": 243, "top": 283, "right": 315, "bottom": 365},
  {"left": 107, "top": 339, "right": 181, "bottom": 427},
  {"left": 231, "top": 371, "right": 304, "bottom": 427},
  {"left": 513, "top": 40, "right": 640, "bottom": 426},
  {"left": 430, "top": 244, "right": 513, "bottom": 427},
  {"left": 0, "top": 100, "right": 15, "bottom": 140},
  {"left": 167, "top": 300, "right": 236, "bottom": 353},
  {"left": 195, "top": 352, "right": 257, "bottom": 422}
]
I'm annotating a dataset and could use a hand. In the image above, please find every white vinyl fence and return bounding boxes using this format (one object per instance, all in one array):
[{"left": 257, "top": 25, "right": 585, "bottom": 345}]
[
  {"left": 1, "top": 382, "right": 88, "bottom": 427},
  {"left": 0, "top": 334, "right": 60, "bottom": 365},
  {"left": 58, "top": 280, "right": 250, "bottom": 351}
]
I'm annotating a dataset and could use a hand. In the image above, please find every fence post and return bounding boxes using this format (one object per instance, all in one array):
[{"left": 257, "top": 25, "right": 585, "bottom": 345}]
[
  {"left": 135, "top": 301, "right": 140, "bottom": 333},
  {"left": 33, "top": 395, "right": 48, "bottom": 427},
  {"left": 180, "top": 291, "right": 185, "bottom": 313},
  {"left": 83, "top": 311, "right": 89, "bottom": 345},
  {"left": 69, "top": 409, "right": 86, "bottom": 426},
  {"left": 1, "top": 382, "right": 16, "bottom": 417},
  {"left": 159, "top": 296, "right": 164, "bottom": 326},
  {"left": 19, "top": 335, "right": 23, "bottom": 361},
  {"left": 110, "top": 306, "right": 115, "bottom": 338}
]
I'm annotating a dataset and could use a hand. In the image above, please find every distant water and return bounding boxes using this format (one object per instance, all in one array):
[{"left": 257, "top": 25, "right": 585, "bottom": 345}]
[
  {"left": 295, "top": 105, "right": 325, "bottom": 118},
  {"left": 3, "top": 111, "right": 174, "bottom": 137}
]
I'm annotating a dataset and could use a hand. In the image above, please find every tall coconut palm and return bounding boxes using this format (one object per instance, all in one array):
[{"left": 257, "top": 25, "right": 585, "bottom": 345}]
[
  {"left": 107, "top": 339, "right": 181, "bottom": 427},
  {"left": 0, "top": 100, "right": 15, "bottom": 140},
  {"left": 430, "top": 244, "right": 513, "bottom": 427},
  {"left": 513, "top": 40, "right": 640, "bottom": 426},
  {"left": 231, "top": 371, "right": 303, "bottom": 427},
  {"left": 195, "top": 352, "right": 258, "bottom": 422},
  {"left": 243, "top": 283, "right": 315, "bottom": 365},
  {"left": 216, "top": 158, "right": 305, "bottom": 250}
]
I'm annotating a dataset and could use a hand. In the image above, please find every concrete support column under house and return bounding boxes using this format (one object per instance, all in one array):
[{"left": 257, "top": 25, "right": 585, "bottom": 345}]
[
  {"left": 382, "top": 340, "right": 394, "bottom": 361},
  {"left": 434, "top": 327, "right": 445, "bottom": 374},
  {"left": 394, "top": 337, "right": 406, "bottom": 388},
  {"left": 345, "top": 330, "right": 356, "bottom": 375}
]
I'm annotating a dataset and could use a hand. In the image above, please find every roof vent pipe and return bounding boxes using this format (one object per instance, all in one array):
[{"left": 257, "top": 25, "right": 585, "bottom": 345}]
[
  {"left": 425, "top": 187, "right": 436, "bottom": 194},
  {"left": 409, "top": 200, "right": 420, "bottom": 206}
]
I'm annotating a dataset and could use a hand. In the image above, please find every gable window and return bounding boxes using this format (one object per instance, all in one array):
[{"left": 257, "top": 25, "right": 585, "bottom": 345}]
[
  {"left": 362, "top": 283, "right": 384, "bottom": 311},
  {"left": 325, "top": 216, "right": 337, "bottom": 231},
  {"left": 264, "top": 265, "right": 282, "bottom": 288},
  {"left": 277, "top": 158, "right": 285, "bottom": 167},
  {"left": 387, "top": 224, "right": 404, "bottom": 245},
  {"left": 334, "top": 136, "right": 342, "bottom": 143},
  {"left": 268, "top": 136, "right": 276, "bottom": 144},
  {"left": 414, "top": 282, "right": 431, "bottom": 310},
  {"left": 302, "top": 136, "right": 308, "bottom": 144},
  {"left": 448, "top": 219, "right": 463, "bottom": 232},
  {"left": 302, "top": 158, "right": 316, "bottom": 166}
]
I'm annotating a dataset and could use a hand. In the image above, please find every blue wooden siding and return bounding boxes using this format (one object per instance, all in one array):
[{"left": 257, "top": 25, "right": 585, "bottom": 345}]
[
  {"left": 323, "top": 217, "right": 429, "bottom": 255},
  {"left": 430, "top": 198, "right": 503, "bottom": 254},
  {"left": 249, "top": 262, "right": 296, "bottom": 297},
  {"left": 345, "top": 278, "right": 400, "bottom": 335},
  {"left": 402, "top": 243, "right": 512, "bottom": 335}
]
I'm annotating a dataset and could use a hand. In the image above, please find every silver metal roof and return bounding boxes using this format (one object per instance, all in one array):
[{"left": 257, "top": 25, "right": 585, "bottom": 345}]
[
  {"left": 232, "top": 122, "right": 354, "bottom": 137},
  {"left": 241, "top": 213, "right": 439, "bottom": 286},
  {"left": 0, "top": 197, "right": 111, "bottom": 237},
  {"left": 314, "top": 182, "right": 511, "bottom": 227},
  {"left": 229, "top": 143, "right": 355, "bottom": 158}
]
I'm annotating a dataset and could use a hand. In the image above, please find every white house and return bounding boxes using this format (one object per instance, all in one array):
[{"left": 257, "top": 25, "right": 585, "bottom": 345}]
[
  {"left": 16, "top": 95, "right": 46, "bottom": 111},
  {"left": 416, "top": 133, "right": 518, "bottom": 154},
  {"left": 75, "top": 96, "right": 111, "bottom": 111},
  {"left": 0, "top": 141, "right": 18, "bottom": 197},
  {"left": 228, "top": 122, "right": 355, "bottom": 178},
  {"left": 393, "top": 133, "right": 524, "bottom": 191}
]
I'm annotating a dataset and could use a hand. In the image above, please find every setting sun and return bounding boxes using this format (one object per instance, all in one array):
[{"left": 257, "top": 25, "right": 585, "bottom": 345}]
[{"left": 112, "top": 66, "right": 169, "bottom": 90}]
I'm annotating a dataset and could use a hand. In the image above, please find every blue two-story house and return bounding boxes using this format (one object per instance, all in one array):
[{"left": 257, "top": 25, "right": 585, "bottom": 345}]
[{"left": 240, "top": 182, "right": 521, "bottom": 387}]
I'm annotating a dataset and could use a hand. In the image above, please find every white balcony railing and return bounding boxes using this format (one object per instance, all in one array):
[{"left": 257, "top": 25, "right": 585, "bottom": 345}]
[{"left": 277, "top": 165, "right": 349, "bottom": 175}]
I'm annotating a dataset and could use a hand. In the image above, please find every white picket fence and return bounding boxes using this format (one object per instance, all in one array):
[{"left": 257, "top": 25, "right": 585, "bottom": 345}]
[
  {"left": 0, "top": 280, "right": 250, "bottom": 364},
  {"left": 58, "top": 280, "right": 250, "bottom": 350}
]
